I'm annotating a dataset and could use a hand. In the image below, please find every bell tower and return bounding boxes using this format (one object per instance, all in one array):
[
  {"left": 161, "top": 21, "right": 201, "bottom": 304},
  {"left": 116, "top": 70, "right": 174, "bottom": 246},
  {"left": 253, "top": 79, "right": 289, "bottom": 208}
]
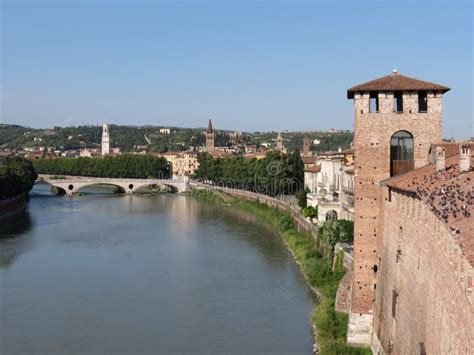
[
  {"left": 346, "top": 70, "right": 449, "bottom": 346},
  {"left": 205, "top": 118, "right": 215, "bottom": 152},
  {"left": 102, "top": 124, "right": 110, "bottom": 156},
  {"left": 302, "top": 137, "right": 310, "bottom": 155}
]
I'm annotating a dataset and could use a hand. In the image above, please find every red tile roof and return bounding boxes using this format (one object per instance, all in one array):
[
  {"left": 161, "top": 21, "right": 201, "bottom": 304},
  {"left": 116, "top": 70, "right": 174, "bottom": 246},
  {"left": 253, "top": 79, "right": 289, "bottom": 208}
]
[
  {"left": 302, "top": 156, "right": 316, "bottom": 164},
  {"left": 347, "top": 71, "right": 450, "bottom": 99},
  {"left": 304, "top": 165, "right": 321, "bottom": 173}
]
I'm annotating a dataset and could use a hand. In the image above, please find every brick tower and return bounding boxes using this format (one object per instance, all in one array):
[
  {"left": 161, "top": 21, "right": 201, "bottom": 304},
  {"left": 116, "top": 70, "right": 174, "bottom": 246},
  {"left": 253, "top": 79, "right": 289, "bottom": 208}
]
[
  {"left": 302, "top": 137, "right": 310, "bottom": 155},
  {"left": 346, "top": 70, "right": 449, "bottom": 346},
  {"left": 205, "top": 118, "right": 215, "bottom": 152}
]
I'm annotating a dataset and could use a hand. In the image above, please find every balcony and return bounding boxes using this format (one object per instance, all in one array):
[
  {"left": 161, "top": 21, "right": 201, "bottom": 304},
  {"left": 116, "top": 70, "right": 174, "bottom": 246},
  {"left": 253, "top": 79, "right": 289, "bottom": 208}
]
[
  {"left": 342, "top": 186, "right": 354, "bottom": 195},
  {"left": 342, "top": 202, "right": 354, "bottom": 211}
]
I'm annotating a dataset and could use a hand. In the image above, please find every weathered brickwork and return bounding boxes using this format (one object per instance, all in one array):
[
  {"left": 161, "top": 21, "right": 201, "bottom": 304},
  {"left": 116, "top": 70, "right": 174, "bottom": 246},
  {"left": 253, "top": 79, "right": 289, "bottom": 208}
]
[
  {"left": 351, "top": 90, "right": 443, "bottom": 316},
  {"left": 374, "top": 191, "right": 473, "bottom": 354},
  {"left": 346, "top": 72, "right": 450, "bottom": 347}
]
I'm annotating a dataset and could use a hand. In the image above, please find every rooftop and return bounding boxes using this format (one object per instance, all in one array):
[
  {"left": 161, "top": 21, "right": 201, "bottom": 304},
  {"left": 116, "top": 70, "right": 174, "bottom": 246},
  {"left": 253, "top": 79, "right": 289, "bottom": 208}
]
[
  {"left": 383, "top": 151, "right": 473, "bottom": 265},
  {"left": 304, "top": 165, "right": 321, "bottom": 173},
  {"left": 347, "top": 70, "right": 450, "bottom": 99}
]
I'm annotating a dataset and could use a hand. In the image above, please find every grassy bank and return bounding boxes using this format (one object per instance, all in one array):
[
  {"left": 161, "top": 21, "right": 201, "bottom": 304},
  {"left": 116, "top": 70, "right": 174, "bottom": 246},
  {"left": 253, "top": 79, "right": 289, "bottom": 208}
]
[{"left": 191, "top": 189, "right": 371, "bottom": 354}]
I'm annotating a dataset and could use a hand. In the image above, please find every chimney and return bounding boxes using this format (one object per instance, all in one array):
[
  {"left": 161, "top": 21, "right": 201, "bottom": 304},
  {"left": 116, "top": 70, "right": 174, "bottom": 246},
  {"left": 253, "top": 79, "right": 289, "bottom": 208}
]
[
  {"left": 391, "top": 69, "right": 399, "bottom": 77},
  {"left": 338, "top": 147, "right": 342, "bottom": 153},
  {"left": 435, "top": 146, "right": 445, "bottom": 172},
  {"left": 459, "top": 144, "right": 471, "bottom": 173}
]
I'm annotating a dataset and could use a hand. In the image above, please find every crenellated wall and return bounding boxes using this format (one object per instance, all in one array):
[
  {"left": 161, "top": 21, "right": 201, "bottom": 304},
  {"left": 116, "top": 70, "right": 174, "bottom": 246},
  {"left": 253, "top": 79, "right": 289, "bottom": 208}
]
[{"left": 373, "top": 189, "right": 473, "bottom": 354}]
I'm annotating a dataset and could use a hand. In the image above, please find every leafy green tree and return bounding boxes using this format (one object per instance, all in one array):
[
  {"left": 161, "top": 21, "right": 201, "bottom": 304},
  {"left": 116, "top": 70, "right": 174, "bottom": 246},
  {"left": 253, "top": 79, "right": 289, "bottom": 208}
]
[
  {"left": 32, "top": 155, "right": 169, "bottom": 179},
  {"left": 301, "top": 206, "right": 317, "bottom": 219},
  {"left": 0, "top": 156, "right": 38, "bottom": 200},
  {"left": 296, "top": 187, "right": 309, "bottom": 208}
]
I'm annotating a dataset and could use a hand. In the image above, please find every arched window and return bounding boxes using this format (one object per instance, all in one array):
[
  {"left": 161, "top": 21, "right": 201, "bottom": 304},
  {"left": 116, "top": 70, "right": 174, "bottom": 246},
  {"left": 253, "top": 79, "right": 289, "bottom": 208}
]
[
  {"left": 390, "top": 131, "right": 414, "bottom": 176},
  {"left": 325, "top": 210, "right": 338, "bottom": 221}
]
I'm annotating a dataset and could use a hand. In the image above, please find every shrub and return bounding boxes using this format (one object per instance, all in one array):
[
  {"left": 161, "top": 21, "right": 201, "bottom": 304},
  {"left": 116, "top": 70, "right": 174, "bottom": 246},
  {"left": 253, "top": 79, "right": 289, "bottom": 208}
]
[{"left": 302, "top": 206, "right": 317, "bottom": 219}]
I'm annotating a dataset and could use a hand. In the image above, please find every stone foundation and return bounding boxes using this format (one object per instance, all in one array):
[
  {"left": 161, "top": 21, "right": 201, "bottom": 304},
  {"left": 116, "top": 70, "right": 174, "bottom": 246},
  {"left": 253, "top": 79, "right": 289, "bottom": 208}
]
[{"left": 347, "top": 313, "right": 373, "bottom": 347}]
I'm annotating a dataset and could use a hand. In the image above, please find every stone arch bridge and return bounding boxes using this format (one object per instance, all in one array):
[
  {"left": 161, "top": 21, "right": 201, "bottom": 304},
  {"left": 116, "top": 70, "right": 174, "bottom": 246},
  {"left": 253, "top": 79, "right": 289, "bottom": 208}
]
[{"left": 37, "top": 175, "right": 190, "bottom": 196}]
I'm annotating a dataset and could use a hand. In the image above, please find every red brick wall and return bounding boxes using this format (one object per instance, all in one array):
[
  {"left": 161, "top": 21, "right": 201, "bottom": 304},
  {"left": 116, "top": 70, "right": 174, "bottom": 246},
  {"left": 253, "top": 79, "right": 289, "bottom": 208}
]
[{"left": 374, "top": 191, "right": 473, "bottom": 353}]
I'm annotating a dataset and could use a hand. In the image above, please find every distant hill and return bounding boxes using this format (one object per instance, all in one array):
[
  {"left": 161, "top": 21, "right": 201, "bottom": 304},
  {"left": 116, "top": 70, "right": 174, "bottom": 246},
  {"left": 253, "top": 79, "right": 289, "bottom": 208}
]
[{"left": 0, "top": 124, "right": 353, "bottom": 154}]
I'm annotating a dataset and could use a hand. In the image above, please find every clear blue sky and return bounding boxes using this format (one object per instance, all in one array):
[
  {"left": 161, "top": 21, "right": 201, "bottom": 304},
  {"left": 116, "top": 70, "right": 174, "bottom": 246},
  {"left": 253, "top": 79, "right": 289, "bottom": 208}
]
[{"left": 1, "top": 1, "right": 472, "bottom": 138}]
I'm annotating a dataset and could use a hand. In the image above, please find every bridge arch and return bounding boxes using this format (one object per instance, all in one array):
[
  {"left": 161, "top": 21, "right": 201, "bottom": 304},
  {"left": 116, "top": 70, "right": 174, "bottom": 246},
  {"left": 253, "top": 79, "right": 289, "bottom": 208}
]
[
  {"left": 36, "top": 175, "right": 189, "bottom": 196},
  {"left": 75, "top": 183, "right": 126, "bottom": 194}
]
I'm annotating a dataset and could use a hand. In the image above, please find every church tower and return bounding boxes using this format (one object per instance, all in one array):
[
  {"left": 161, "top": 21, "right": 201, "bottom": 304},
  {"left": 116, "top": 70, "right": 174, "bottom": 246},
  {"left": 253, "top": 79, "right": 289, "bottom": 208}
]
[
  {"left": 205, "top": 119, "right": 215, "bottom": 152},
  {"left": 102, "top": 124, "right": 110, "bottom": 156},
  {"left": 302, "top": 137, "right": 310, "bottom": 155},
  {"left": 346, "top": 70, "right": 449, "bottom": 346},
  {"left": 276, "top": 132, "right": 284, "bottom": 151}
]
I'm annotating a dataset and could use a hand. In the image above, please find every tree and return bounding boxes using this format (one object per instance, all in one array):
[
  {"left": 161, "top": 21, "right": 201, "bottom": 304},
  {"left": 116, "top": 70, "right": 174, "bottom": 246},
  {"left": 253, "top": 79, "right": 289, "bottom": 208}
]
[
  {"left": 301, "top": 206, "right": 317, "bottom": 220},
  {"left": 32, "top": 155, "right": 170, "bottom": 179},
  {"left": 296, "top": 188, "right": 308, "bottom": 208},
  {"left": 0, "top": 156, "right": 38, "bottom": 200}
]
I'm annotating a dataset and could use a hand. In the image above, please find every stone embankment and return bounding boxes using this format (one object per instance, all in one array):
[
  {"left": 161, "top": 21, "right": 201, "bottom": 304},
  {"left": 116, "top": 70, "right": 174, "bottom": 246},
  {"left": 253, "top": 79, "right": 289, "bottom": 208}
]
[{"left": 190, "top": 182, "right": 319, "bottom": 236}]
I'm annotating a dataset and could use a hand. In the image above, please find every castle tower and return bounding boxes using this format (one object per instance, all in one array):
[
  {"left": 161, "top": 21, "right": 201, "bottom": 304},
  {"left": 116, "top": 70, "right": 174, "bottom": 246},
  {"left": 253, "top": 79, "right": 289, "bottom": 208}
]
[
  {"left": 346, "top": 70, "right": 449, "bottom": 346},
  {"left": 205, "top": 118, "right": 215, "bottom": 152},
  {"left": 102, "top": 124, "right": 110, "bottom": 156},
  {"left": 276, "top": 132, "right": 284, "bottom": 151},
  {"left": 302, "top": 137, "right": 310, "bottom": 155}
]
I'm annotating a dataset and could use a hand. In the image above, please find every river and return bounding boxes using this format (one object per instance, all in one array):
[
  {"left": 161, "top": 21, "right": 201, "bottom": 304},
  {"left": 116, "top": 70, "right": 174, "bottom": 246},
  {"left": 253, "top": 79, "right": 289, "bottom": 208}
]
[{"left": 0, "top": 184, "right": 316, "bottom": 354}]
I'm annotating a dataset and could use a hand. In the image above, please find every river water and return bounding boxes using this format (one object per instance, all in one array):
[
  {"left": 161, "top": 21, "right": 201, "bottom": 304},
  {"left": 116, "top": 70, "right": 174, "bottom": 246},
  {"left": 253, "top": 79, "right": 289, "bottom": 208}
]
[{"left": 0, "top": 184, "right": 316, "bottom": 354}]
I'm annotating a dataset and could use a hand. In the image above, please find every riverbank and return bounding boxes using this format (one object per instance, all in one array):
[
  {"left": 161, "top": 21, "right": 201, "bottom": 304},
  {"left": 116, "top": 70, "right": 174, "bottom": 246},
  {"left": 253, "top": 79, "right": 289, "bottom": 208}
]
[
  {"left": 191, "top": 189, "right": 371, "bottom": 355},
  {"left": 0, "top": 194, "right": 27, "bottom": 219}
]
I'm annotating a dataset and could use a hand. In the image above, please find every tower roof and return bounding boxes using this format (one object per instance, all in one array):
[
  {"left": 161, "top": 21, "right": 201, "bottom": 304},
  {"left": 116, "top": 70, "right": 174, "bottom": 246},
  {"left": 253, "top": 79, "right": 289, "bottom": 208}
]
[
  {"left": 206, "top": 119, "right": 214, "bottom": 134},
  {"left": 347, "top": 70, "right": 450, "bottom": 99}
]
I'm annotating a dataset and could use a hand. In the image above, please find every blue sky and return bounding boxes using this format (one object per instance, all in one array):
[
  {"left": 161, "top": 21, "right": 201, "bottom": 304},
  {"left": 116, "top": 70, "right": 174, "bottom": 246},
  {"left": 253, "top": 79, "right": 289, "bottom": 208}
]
[{"left": 1, "top": 1, "right": 472, "bottom": 138}]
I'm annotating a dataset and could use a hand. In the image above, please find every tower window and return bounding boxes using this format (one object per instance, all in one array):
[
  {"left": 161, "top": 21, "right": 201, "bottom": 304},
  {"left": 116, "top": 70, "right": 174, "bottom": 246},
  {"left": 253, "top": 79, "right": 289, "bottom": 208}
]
[
  {"left": 390, "top": 130, "right": 414, "bottom": 176},
  {"left": 369, "top": 92, "right": 379, "bottom": 113},
  {"left": 418, "top": 91, "right": 428, "bottom": 112},
  {"left": 394, "top": 91, "right": 403, "bottom": 113}
]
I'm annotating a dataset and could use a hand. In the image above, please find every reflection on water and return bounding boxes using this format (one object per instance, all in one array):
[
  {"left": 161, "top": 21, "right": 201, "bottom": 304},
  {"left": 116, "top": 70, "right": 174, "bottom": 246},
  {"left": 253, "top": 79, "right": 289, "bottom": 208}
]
[
  {"left": 0, "top": 210, "right": 34, "bottom": 267},
  {"left": 0, "top": 186, "right": 316, "bottom": 355}
]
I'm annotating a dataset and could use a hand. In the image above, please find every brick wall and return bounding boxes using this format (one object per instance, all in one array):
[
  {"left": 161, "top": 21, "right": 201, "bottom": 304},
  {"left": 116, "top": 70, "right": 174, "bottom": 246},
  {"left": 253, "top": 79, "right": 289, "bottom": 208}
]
[{"left": 374, "top": 190, "right": 473, "bottom": 354}]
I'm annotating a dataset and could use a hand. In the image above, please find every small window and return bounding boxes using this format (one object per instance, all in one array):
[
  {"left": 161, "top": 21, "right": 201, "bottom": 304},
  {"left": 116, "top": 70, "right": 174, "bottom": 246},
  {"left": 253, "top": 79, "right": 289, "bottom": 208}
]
[
  {"left": 369, "top": 92, "right": 379, "bottom": 113},
  {"left": 418, "top": 91, "right": 428, "bottom": 112},
  {"left": 394, "top": 91, "right": 403, "bottom": 113},
  {"left": 392, "top": 290, "right": 398, "bottom": 318}
]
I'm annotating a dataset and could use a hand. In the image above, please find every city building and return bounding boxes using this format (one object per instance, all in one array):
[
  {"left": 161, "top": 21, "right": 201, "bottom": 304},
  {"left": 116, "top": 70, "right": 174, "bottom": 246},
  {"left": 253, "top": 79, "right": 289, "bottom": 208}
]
[
  {"left": 102, "top": 124, "right": 110, "bottom": 156},
  {"left": 159, "top": 128, "right": 171, "bottom": 134},
  {"left": 159, "top": 151, "right": 199, "bottom": 178},
  {"left": 227, "top": 131, "right": 242, "bottom": 144},
  {"left": 345, "top": 71, "right": 473, "bottom": 353},
  {"left": 304, "top": 148, "right": 354, "bottom": 223}
]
